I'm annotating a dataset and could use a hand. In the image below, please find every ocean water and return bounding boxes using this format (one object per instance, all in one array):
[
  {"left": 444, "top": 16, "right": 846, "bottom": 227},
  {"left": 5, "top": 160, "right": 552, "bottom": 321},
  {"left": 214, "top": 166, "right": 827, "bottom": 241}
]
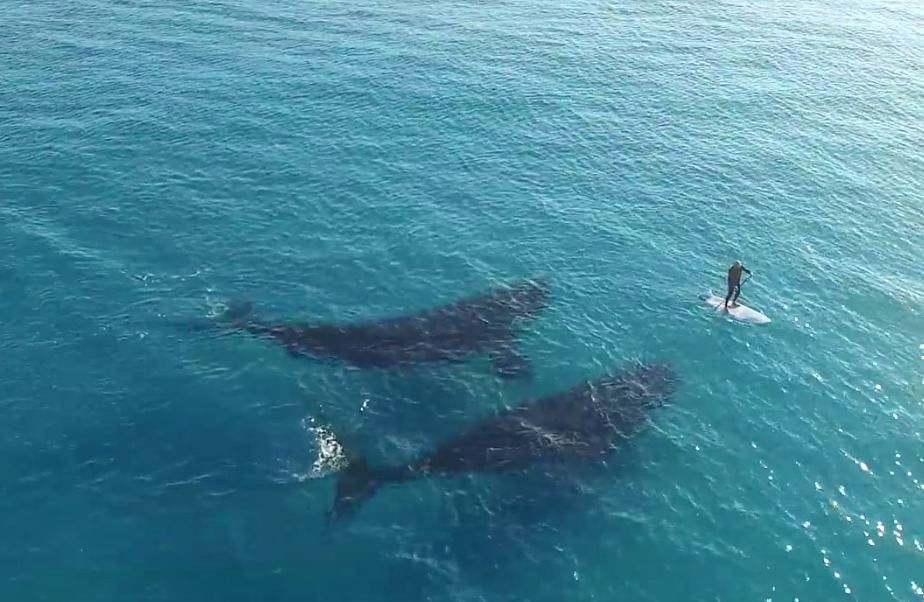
[{"left": 2, "top": 0, "right": 923, "bottom": 600}]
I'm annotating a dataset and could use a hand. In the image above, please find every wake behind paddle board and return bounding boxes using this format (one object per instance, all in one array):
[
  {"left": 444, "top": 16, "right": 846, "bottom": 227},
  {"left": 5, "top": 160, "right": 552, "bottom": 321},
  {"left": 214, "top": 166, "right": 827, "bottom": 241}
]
[{"left": 705, "top": 290, "right": 771, "bottom": 324}]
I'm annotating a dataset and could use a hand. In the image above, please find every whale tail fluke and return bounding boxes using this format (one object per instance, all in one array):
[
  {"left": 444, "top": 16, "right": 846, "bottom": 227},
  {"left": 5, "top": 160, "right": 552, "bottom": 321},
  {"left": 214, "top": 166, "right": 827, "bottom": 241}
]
[
  {"left": 328, "top": 457, "right": 387, "bottom": 522},
  {"left": 217, "top": 300, "right": 254, "bottom": 327}
]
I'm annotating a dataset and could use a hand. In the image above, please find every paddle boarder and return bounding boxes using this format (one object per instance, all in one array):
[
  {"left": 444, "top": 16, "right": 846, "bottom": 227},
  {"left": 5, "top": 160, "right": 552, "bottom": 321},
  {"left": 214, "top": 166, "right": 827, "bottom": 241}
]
[{"left": 725, "top": 261, "right": 752, "bottom": 310}]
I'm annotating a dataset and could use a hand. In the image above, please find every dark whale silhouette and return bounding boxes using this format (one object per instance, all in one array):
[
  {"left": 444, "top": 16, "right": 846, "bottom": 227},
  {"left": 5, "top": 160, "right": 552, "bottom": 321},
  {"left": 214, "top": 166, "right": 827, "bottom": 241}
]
[
  {"left": 329, "top": 362, "right": 676, "bottom": 521},
  {"left": 217, "top": 277, "right": 549, "bottom": 378}
]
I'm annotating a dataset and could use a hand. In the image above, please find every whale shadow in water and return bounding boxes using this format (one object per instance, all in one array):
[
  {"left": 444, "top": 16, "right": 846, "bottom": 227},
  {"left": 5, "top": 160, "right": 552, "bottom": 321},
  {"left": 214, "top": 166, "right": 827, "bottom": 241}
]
[
  {"left": 214, "top": 277, "right": 550, "bottom": 379},
  {"left": 328, "top": 362, "right": 677, "bottom": 521}
]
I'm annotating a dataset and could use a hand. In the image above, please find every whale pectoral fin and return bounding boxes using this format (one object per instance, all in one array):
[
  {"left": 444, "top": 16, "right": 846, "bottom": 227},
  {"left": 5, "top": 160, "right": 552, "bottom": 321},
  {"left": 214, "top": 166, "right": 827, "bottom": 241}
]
[{"left": 489, "top": 346, "right": 532, "bottom": 380}]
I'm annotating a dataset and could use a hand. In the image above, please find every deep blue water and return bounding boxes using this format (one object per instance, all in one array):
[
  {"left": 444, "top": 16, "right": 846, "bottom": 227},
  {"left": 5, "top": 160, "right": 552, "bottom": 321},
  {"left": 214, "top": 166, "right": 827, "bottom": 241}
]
[{"left": 2, "top": 0, "right": 923, "bottom": 600}]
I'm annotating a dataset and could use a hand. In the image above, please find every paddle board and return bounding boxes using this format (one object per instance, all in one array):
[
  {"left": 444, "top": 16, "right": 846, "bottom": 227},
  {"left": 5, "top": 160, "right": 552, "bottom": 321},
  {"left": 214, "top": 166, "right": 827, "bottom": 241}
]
[{"left": 705, "top": 291, "right": 771, "bottom": 324}]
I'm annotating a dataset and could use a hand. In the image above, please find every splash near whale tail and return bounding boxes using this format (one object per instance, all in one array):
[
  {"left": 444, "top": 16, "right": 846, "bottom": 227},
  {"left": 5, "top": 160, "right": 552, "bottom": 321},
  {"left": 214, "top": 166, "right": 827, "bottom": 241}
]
[{"left": 169, "top": 300, "right": 255, "bottom": 335}]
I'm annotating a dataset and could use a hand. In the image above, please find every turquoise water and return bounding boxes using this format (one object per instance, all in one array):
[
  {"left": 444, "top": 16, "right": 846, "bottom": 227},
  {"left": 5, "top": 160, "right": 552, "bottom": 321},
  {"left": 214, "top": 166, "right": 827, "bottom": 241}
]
[{"left": 2, "top": 0, "right": 923, "bottom": 599}]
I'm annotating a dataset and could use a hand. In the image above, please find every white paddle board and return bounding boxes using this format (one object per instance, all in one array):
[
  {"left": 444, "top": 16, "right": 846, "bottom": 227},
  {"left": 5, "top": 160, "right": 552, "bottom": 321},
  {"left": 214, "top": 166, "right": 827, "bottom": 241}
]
[{"left": 705, "top": 290, "right": 771, "bottom": 324}]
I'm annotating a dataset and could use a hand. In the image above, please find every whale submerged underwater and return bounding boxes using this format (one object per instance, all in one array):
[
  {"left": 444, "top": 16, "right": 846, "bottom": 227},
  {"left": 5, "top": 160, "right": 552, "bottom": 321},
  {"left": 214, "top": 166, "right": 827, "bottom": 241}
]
[
  {"left": 329, "top": 362, "right": 677, "bottom": 521},
  {"left": 215, "top": 277, "right": 550, "bottom": 379}
]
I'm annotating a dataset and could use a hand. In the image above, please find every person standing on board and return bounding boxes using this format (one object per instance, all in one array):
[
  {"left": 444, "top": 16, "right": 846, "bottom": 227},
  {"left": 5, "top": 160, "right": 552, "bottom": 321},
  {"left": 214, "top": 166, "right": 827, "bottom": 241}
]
[{"left": 725, "top": 261, "right": 751, "bottom": 310}]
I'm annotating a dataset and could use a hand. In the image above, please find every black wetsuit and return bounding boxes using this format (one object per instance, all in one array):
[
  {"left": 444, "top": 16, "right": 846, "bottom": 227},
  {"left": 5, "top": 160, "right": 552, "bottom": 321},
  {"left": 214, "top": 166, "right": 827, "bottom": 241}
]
[{"left": 725, "top": 265, "right": 750, "bottom": 308}]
